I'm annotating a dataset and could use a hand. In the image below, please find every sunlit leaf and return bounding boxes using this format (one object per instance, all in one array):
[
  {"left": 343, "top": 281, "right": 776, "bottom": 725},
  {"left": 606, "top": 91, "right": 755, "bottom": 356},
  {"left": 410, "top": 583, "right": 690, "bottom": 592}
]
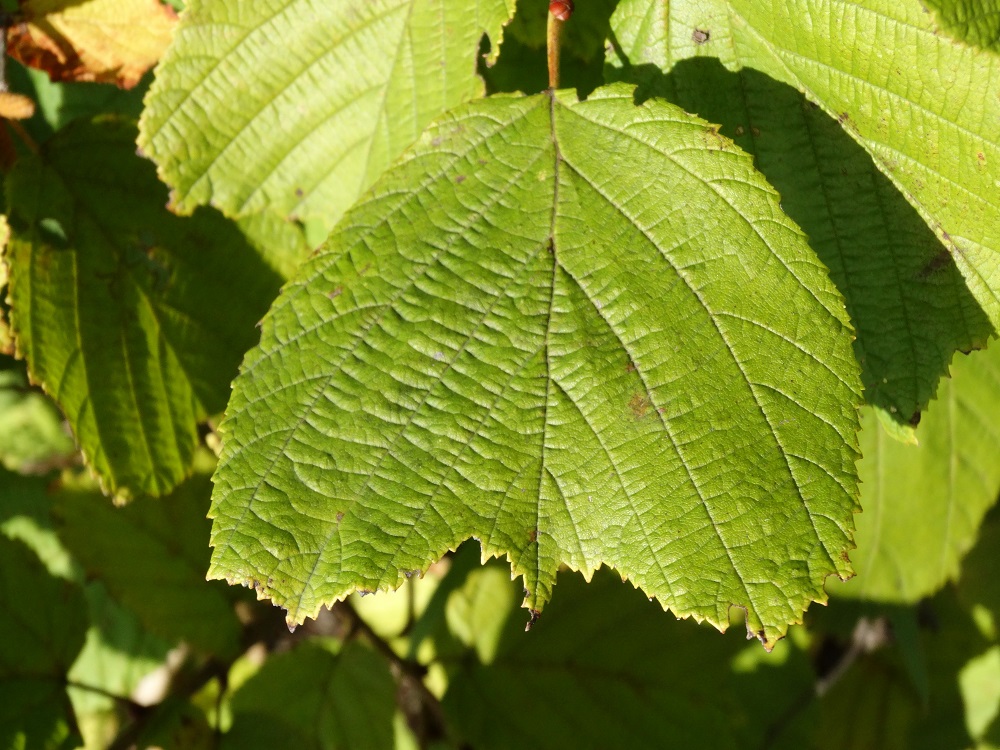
[
  {"left": 139, "top": 0, "right": 516, "bottom": 231},
  {"left": 210, "top": 84, "right": 862, "bottom": 647},
  {"left": 7, "top": 0, "right": 177, "bottom": 89}
]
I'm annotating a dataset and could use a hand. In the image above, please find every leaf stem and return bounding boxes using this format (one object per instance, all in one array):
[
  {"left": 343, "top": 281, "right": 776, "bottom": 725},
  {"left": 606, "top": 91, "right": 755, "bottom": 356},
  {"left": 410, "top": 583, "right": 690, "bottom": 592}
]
[
  {"left": 65, "top": 679, "right": 144, "bottom": 712},
  {"left": 546, "top": 1, "right": 572, "bottom": 89}
]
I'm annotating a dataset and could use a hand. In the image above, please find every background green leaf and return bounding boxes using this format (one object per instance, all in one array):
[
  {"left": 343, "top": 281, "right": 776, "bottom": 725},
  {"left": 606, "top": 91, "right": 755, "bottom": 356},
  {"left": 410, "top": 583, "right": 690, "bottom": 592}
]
[
  {"left": 4, "top": 117, "right": 286, "bottom": 497},
  {"left": 56, "top": 470, "right": 243, "bottom": 657},
  {"left": 139, "top": 0, "right": 516, "bottom": 233},
  {"left": 835, "top": 343, "right": 1000, "bottom": 602},
  {"left": 441, "top": 565, "right": 816, "bottom": 749},
  {"left": 210, "top": 84, "right": 862, "bottom": 646},
  {"left": 0, "top": 355, "right": 76, "bottom": 474},
  {"left": 221, "top": 640, "right": 398, "bottom": 750},
  {"left": 0, "top": 535, "right": 87, "bottom": 750}
]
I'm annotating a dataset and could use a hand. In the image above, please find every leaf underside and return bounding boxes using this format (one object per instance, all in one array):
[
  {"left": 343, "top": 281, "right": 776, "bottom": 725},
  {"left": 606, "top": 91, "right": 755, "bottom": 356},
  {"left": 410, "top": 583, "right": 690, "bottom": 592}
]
[{"left": 209, "top": 84, "right": 863, "bottom": 647}]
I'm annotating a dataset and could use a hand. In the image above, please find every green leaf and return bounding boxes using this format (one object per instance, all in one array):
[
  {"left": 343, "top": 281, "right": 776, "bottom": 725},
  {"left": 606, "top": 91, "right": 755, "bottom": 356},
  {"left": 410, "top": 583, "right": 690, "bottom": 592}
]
[
  {"left": 139, "top": 0, "right": 516, "bottom": 231},
  {"left": 221, "top": 641, "right": 397, "bottom": 750},
  {"left": 0, "top": 536, "right": 88, "bottom": 750},
  {"left": 607, "top": 0, "right": 994, "bottom": 424},
  {"left": 55, "top": 470, "right": 243, "bottom": 657},
  {"left": 923, "top": 0, "right": 1000, "bottom": 53},
  {"left": 210, "top": 84, "right": 863, "bottom": 647},
  {"left": 67, "top": 583, "right": 170, "bottom": 715},
  {"left": 839, "top": 344, "right": 1000, "bottom": 602},
  {"left": 4, "top": 117, "right": 284, "bottom": 498},
  {"left": 632, "top": 0, "right": 1000, "bottom": 331},
  {"left": 442, "top": 567, "right": 817, "bottom": 748},
  {"left": 0, "top": 358, "right": 77, "bottom": 474}
]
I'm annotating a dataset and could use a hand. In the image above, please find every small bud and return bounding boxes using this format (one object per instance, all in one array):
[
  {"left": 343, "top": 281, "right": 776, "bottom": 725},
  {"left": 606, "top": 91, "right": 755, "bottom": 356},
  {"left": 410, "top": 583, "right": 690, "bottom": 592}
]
[{"left": 549, "top": 0, "right": 573, "bottom": 21}]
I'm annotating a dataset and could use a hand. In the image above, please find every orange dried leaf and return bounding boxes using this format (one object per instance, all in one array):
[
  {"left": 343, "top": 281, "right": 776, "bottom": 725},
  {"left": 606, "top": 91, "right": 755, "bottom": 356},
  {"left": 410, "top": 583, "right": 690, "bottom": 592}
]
[
  {"left": 0, "top": 92, "right": 36, "bottom": 120},
  {"left": 7, "top": 0, "right": 178, "bottom": 89}
]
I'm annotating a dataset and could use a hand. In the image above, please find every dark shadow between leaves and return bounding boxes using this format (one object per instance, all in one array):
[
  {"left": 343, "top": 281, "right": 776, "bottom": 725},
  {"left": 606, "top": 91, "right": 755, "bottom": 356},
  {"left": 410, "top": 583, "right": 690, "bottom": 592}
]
[
  {"left": 608, "top": 56, "right": 994, "bottom": 426},
  {"left": 440, "top": 564, "right": 818, "bottom": 749},
  {"left": 478, "top": 0, "right": 620, "bottom": 98}
]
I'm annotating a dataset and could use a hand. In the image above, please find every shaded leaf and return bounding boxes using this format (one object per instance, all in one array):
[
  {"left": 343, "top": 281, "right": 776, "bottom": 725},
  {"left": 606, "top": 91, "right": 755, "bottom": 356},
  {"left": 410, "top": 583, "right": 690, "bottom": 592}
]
[
  {"left": 607, "top": 0, "right": 994, "bottom": 425},
  {"left": 839, "top": 343, "right": 1000, "bottom": 602},
  {"left": 139, "top": 0, "right": 516, "bottom": 231},
  {"left": 924, "top": 0, "right": 1000, "bottom": 53},
  {"left": 55, "top": 470, "right": 243, "bottom": 657},
  {"left": 442, "top": 567, "right": 817, "bottom": 748},
  {"left": 7, "top": 0, "right": 177, "bottom": 89},
  {"left": 67, "top": 583, "right": 170, "bottom": 714},
  {"left": 0, "top": 535, "right": 87, "bottom": 750},
  {"left": 221, "top": 641, "right": 396, "bottom": 750},
  {"left": 209, "top": 84, "right": 862, "bottom": 647},
  {"left": 706, "top": 0, "right": 1000, "bottom": 331},
  {"left": 4, "top": 117, "right": 284, "bottom": 497}
]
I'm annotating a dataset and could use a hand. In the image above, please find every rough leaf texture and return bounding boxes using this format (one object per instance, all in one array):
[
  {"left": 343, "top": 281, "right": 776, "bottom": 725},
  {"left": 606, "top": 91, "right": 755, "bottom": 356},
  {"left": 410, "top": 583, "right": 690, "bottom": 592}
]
[
  {"left": 139, "top": 0, "right": 515, "bottom": 230},
  {"left": 4, "top": 117, "right": 284, "bottom": 497},
  {"left": 606, "top": 5, "right": 994, "bottom": 426},
  {"left": 210, "top": 84, "right": 862, "bottom": 647}
]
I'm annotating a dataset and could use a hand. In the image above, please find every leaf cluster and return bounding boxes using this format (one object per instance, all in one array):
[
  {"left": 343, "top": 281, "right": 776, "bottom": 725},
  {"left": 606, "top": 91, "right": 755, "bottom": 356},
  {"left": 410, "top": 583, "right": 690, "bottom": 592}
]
[{"left": 0, "top": 0, "right": 998, "bottom": 747}]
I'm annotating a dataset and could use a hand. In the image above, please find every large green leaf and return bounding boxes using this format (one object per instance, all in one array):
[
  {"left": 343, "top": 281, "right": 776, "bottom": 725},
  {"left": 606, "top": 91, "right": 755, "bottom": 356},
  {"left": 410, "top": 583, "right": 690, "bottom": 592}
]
[
  {"left": 840, "top": 344, "right": 1000, "bottom": 602},
  {"left": 441, "top": 565, "right": 816, "bottom": 748},
  {"left": 210, "top": 84, "right": 863, "bottom": 647},
  {"left": 607, "top": 0, "right": 994, "bottom": 425},
  {"left": 4, "top": 117, "right": 285, "bottom": 498},
  {"left": 139, "top": 0, "right": 515, "bottom": 231},
  {"left": 0, "top": 536, "right": 87, "bottom": 750},
  {"left": 56, "top": 470, "right": 243, "bottom": 657},
  {"left": 221, "top": 641, "right": 397, "bottom": 750}
]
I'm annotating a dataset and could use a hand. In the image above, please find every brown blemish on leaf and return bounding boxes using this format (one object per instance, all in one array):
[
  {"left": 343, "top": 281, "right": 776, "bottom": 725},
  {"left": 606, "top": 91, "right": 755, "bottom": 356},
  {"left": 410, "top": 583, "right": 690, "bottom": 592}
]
[
  {"left": 692, "top": 28, "right": 710, "bottom": 44},
  {"left": 455, "top": 174, "right": 466, "bottom": 184},
  {"left": 908, "top": 411, "right": 921, "bottom": 427},
  {"left": 625, "top": 360, "right": 636, "bottom": 373},
  {"left": 918, "top": 248, "right": 951, "bottom": 279},
  {"left": 327, "top": 286, "right": 343, "bottom": 299},
  {"left": 335, "top": 511, "right": 344, "bottom": 523},
  {"left": 528, "top": 528, "right": 538, "bottom": 543},
  {"left": 734, "top": 125, "right": 745, "bottom": 137},
  {"left": 978, "top": 152, "right": 987, "bottom": 166},
  {"left": 751, "top": 126, "right": 761, "bottom": 138},
  {"left": 628, "top": 393, "right": 650, "bottom": 419}
]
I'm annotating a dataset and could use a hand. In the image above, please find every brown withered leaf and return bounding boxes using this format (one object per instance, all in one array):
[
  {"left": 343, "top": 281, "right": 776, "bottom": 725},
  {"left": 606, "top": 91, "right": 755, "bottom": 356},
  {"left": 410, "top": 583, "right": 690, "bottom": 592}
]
[{"left": 7, "top": 0, "right": 177, "bottom": 89}]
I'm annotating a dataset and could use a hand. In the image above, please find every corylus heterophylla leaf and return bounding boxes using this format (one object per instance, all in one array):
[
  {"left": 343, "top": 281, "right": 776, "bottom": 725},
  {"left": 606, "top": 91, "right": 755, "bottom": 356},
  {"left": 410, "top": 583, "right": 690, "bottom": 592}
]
[
  {"left": 139, "top": 0, "right": 516, "bottom": 232},
  {"left": 209, "top": 84, "right": 863, "bottom": 648}
]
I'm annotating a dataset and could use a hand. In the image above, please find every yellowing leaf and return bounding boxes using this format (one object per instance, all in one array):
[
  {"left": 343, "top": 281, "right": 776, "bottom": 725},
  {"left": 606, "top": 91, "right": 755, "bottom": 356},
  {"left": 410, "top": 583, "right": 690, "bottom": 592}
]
[{"left": 7, "top": 0, "right": 178, "bottom": 89}]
